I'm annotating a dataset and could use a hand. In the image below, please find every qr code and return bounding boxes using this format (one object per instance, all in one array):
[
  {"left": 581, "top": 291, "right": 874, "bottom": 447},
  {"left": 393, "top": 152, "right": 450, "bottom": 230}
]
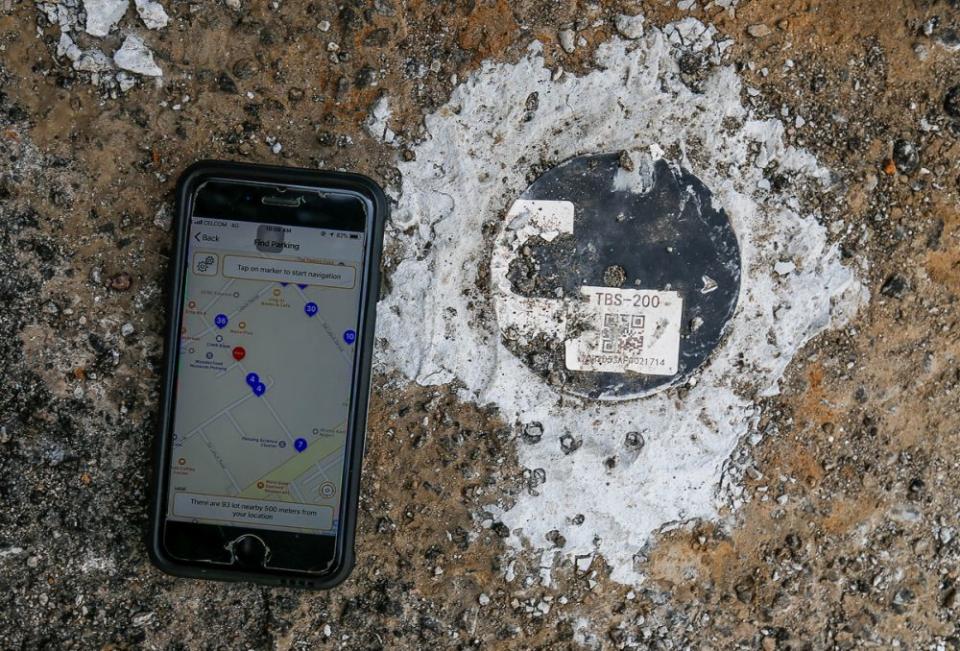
[{"left": 601, "top": 313, "right": 645, "bottom": 354}]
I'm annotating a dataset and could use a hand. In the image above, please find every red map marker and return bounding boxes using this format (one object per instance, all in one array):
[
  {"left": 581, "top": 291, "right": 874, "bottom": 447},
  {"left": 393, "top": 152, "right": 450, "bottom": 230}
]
[{"left": 232, "top": 346, "right": 246, "bottom": 361}]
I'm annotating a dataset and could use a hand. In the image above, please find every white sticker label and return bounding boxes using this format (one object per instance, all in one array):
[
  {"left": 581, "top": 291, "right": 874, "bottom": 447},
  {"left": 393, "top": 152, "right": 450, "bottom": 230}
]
[{"left": 565, "top": 286, "right": 683, "bottom": 376}]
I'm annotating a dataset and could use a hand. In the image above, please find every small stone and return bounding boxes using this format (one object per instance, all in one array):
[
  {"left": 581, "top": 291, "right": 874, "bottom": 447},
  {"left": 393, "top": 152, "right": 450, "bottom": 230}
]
[
  {"left": 700, "top": 275, "right": 718, "bottom": 293},
  {"left": 116, "top": 71, "right": 137, "bottom": 92},
  {"left": 614, "top": 14, "right": 645, "bottom": 40},
  {"left": 944, "top": 86, "right": 960, "bottom": 118},
  {"left": 217, "top": 72, "right": 238, "bottom": 93},
  {"left": 891, "top": 587, "right": 915, "bottom": 613},
  {"left": 892, "top": 139, "right": 919, "bottom": 174},
  {"left": 603, "top": 265, "right": 626, "bottom": 288},
  {"left": 560, "top": 434, "right": 581, "bottom": 454},
  {"left": 624, "top": 431, "right": 645, "bottom": 450},
  {"left": 880, "top": 274, "right": 907, "bottom": 299},
  {"left": 575, "top": 554, "right": 593, "bottom": 573},
  {"left": 134, "top": 0, "right": 169, "bottom": 29},
  {"left": 232, "top": 58, "right": 258, "bottom": 79},
  {"left": 734, "top": 577, "right": 755, "bottom": 603},
  {"left": 114, "top": 35, "right": 163, "bottom": 77},
  {"left": 522, "top": 422, "right": 543, "bottom": 444},
  {"left": 363, "top": 27, "right": 390, "bottom": 47},
  {"left": 110, "top": 272, "right": 132, "bottom": 291},
  {"left": 121, "top": 323, "right": 135, "bottom": 337},
  {"left": 287, "top": 87, "right": 305, "bottom": 102},
  {"left": 225, "top": 0, "right": 240, "bottom": 9},
  {"left": 747, "top": 24, "right": 772, "bottom": 38},
  {"left": 524, "top": 92, "right": 539, "bottom": 112},
  {"left": 774, "top": 260, "right": 796, "bottom": 276},
  {"left": 492, "top": 522, "right": 510, "bottom": 538},
  {"left": 478, "top": 593, "right": 491, "bottom": 606},
  {"left": 316, "top": 131, "right": 335, "bottom": 146},
  {"left": 559, "top": 29, "right": 576, "bottom": 53},
  {"left": 318, "top": 19, "right": 331, "bottom": 32},
  {"left": 84, "top": 0, "right": 129, "bottom": 37}
]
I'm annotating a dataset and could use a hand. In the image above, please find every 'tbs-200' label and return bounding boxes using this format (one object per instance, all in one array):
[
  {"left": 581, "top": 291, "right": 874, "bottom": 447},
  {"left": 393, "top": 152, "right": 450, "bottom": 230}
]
[{"left": 564, "top": 286, "right": 683, "bottom": 376}]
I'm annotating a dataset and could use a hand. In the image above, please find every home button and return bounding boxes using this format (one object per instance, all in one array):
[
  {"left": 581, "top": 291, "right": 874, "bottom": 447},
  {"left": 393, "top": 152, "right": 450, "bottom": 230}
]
[{"left": 232, "top": 535, "right": 268, "bottom": 568}]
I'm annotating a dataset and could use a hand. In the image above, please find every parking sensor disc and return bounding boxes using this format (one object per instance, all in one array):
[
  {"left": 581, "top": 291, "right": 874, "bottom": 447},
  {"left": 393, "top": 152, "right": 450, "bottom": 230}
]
[{"left": 492, "top": 152, "right": 741, "bottom": 400}]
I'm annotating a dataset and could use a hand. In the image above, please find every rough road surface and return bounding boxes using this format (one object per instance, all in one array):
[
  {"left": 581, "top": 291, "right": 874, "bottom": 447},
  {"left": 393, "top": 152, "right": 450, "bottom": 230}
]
[{"left": 2, "top": 0, "right": 960, "bottom": 649}]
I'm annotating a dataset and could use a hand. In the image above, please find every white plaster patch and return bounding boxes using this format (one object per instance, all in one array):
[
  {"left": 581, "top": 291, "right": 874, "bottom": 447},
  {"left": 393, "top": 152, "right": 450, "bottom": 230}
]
[{"left": 375, "top": 20, "right": 865, "bottom": 583}]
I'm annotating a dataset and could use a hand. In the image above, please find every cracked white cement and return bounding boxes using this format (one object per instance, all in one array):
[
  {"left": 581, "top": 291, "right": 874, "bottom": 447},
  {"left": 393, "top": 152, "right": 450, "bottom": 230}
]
[{"left": 375, "top": 18, "right": 866, "bottom": 584}]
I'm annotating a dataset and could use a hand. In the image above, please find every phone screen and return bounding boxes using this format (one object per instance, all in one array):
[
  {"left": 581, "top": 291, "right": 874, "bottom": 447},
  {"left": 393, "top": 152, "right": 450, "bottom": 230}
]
[{"left": 166, "top": 205, "right": 365, "bottom": 537}]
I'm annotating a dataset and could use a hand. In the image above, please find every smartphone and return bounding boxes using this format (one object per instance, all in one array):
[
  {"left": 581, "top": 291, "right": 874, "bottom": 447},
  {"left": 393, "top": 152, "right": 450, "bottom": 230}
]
[{"left": 148, "top": 161, "right": 385, "bottom": 588}]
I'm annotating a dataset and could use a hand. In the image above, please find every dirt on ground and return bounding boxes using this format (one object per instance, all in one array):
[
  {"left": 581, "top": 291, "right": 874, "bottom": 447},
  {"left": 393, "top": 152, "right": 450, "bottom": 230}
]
[{"left": 2, "top": 0, "right": 960, "bottom": 649}]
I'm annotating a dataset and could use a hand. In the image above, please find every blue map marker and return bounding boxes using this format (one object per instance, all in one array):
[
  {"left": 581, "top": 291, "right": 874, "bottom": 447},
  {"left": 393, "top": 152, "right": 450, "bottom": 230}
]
[
  {"left": 297, "top": 283, "right": 308, "bottom": 290},
  {"left": 304, "top": 302, "right": 318, "bottom": 317},
  {"left": 246, "top": 372, "right": 259, "bottom": 387},
  {"left": 294, "top": 438, "right": 307, "bottom": 452},
  {"left": 214, "top": 314, "right": 228, "bottom": 329},
  {"left": 253, "top": 382, "right": 266, "bottom": 396},
  {"left": 343, "top": 329, "right": 356, "bottom": 345}
]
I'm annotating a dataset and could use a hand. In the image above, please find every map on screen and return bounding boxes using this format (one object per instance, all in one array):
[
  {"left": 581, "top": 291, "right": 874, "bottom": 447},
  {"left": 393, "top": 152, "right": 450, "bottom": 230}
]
[{"left": 167, "top": 218, "right": 364, "bottom": 534}]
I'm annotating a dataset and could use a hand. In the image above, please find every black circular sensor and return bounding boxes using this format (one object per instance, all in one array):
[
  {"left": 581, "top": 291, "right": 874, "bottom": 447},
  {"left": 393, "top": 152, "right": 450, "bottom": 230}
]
[{"left": 499, "top": 152, "right": 741, "bottom": 399}]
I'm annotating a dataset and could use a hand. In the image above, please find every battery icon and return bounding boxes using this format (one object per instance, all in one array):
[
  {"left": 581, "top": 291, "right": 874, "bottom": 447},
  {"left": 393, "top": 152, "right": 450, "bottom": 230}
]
[{"left": 349, "top": 234, "right": 360, "bottom": 239}]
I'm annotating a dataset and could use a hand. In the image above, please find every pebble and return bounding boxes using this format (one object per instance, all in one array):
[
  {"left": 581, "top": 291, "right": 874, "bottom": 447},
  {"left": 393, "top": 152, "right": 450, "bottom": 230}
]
[
  {"left": 225, "top": 0, "right": 240, "bottom": 9},
  {"left": 603, "top": 265, "right": 626, "bottom": 288},
  {"left": 575, "top": 554, "right": 593, "bottom": 573},
  {"left": 945, "top": 86, "right": 960, "bottom": 118},
  {"left": 559, "top": 29, "right": 576, "bottom": 53},
  {"left": 121, "top": 323, "right": 135, "bottom": 337},
  {"left": 84, "top": 0, "right": 128, "bottom": 37},
  {"left": 232, "top": 58, "right": 258, "bottom": 79},
  {"left": 114, "top": 35, "right": 163, "bottom": 77},
  {"left": 880, "top": 274, "right": 907, "bottom": 299},
  {"left": 522, "top": 422, "right": 543, "bottom": 444},
  {"left": 217, "top": 72, "right": 238, "bottom": 93},
  {"left": 892, "top": 139, "right": 919, "bottom": 174},
  {"left": 615, "top": 14, "right": 645, "bottom": 40},
  {"left": 110, "top": 272, "right": 132, "bottom": 291},
  {"left": 134, "top": 0, "right": 170, "bottom": 30},
  {"left": 747, "top": 24, "right": 772, "bottom": 38},
  {"left": 774, "top": 260, "right": 796, "bottom": 276},
  {"left": 560, "top": 434, "right": 581, "bottom": 454},
  {"left": 478, "top": 593, "right": 490, "bottom": 606},
  {"left": 154, "top": 204, "right": 173, "bottom": 230},
  {"left": 624, "top": 431, "right": 645, "bottom": 450}
]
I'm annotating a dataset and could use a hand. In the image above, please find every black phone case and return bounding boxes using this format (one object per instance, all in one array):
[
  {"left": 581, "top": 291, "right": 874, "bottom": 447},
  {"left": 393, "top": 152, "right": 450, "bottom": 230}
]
[{"left": 147, "top": 160, "right": 387, "bottom": 588}]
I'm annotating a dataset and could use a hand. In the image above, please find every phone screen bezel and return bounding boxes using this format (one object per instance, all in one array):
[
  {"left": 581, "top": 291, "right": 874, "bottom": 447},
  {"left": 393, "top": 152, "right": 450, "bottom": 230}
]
[{"left": 150, "top": 163, "right": 383, "bottom": 587}]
